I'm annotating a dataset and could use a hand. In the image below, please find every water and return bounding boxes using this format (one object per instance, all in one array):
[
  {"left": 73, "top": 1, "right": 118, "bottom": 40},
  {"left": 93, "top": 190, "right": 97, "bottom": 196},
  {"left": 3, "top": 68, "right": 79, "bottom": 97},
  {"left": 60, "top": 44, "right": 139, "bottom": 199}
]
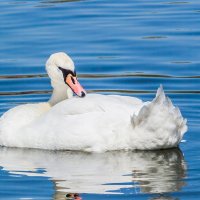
[{"left": 0, "top": 0, "right": 200, "bottom": 199}]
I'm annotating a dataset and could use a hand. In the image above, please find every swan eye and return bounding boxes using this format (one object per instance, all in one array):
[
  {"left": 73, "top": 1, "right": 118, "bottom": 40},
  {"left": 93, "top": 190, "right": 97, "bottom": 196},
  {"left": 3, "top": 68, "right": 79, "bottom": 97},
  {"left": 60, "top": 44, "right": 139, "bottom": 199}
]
[
  {"left": 71, "top": 76, "right": 75, "bottom": 84},
  {"left": 58, "top": 67, "right": 76, "bottom": 83}
]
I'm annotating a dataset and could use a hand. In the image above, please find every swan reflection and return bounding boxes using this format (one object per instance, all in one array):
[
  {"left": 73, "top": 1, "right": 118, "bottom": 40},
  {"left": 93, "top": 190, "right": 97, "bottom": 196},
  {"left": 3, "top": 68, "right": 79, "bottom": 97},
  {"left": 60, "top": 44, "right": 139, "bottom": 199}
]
[
  {"left": 151, "top": 195, "right": 179, "bottom": 200},
  {"left": 131, "top": 149, "right": 186, "bottom": 194},
  {"left": 0, "top": 148, "right": 186, "bottom": 199}
]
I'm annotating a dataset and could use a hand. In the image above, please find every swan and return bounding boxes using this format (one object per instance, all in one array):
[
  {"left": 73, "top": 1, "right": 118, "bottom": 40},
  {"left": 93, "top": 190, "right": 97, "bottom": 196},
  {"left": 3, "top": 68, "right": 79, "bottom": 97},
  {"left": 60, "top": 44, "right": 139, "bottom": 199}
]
[{"left": 0, "top": 52, "right": 187, "bottom": 152}]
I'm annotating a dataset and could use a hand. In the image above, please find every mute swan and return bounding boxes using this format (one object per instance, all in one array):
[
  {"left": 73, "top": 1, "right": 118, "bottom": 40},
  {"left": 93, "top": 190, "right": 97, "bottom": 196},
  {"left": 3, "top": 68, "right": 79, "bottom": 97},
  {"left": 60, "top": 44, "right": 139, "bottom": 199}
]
[{"left": 0, "top": 52, "right": 187, "bottom": 152}]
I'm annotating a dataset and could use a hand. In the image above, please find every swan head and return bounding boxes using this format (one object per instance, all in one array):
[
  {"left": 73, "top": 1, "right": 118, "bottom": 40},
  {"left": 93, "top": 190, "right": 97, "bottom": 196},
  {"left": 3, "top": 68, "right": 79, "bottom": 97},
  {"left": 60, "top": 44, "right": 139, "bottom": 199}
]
[{"left": 46, "top": 52, "right": 86, "bottom": 98}]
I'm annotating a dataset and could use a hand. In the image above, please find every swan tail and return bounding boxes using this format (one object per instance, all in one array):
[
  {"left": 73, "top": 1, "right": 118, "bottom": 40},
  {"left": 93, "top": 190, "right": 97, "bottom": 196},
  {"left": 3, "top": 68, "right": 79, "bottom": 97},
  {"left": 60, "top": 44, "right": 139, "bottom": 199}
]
[{"left": 131, "top": 85, "right": 187, "bottom": 149}]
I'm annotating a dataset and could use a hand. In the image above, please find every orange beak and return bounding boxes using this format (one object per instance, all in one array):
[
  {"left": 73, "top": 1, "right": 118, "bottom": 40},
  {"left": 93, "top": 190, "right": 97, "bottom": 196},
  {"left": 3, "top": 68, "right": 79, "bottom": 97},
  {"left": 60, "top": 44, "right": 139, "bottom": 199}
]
[{"left": 65, "top": 74, "right": 86, "bottom": 97}]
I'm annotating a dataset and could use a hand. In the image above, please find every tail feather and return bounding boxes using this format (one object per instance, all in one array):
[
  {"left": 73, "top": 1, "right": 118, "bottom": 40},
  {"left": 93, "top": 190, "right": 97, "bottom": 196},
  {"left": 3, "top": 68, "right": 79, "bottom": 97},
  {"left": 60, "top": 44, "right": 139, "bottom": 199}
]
[{"left": 131, "top": 85, "right": 187, "bottom": 150}]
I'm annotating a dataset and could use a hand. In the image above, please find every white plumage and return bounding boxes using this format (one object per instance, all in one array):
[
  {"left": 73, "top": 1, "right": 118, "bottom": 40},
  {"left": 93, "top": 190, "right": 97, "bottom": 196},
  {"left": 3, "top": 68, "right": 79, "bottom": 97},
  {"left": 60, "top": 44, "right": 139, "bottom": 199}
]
[{"left": 0, "top": 52, "right": 187, "bottom": 152}]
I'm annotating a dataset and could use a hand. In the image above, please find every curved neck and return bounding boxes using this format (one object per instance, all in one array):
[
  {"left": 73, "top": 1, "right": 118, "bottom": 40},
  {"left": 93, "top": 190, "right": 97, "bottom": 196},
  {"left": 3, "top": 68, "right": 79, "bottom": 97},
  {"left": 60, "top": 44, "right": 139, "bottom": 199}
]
[{"left": 48, "top": 81, "right": 73, "bottom": 106}]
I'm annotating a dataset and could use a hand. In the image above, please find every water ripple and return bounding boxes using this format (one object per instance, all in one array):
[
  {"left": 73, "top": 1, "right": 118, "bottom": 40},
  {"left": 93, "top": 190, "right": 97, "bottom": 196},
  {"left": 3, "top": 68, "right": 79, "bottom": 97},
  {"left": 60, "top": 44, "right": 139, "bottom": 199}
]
[
  {"left": 1, "top": 89, "right": 200, "bottom": 97},
  {"left": 0, "top": 0, "right": 200, "bottom": 198},
  {"left": 1, "top": 73, "right": 200, "bottom": 80}
]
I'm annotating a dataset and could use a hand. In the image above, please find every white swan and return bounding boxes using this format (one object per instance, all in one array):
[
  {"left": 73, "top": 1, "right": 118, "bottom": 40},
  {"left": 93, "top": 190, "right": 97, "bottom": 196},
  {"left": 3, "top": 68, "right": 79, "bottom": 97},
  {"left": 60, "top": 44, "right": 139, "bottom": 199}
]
[{"left": 0, "top": 52, "right": 187, "bottom": 152}]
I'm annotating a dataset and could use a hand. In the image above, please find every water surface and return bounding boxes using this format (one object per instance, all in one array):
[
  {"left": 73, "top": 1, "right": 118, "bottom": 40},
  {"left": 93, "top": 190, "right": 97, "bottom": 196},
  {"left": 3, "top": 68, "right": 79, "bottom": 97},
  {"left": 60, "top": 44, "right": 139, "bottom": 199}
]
[{"left": 0, "top": 0, "right": 200, "bottom": 199}]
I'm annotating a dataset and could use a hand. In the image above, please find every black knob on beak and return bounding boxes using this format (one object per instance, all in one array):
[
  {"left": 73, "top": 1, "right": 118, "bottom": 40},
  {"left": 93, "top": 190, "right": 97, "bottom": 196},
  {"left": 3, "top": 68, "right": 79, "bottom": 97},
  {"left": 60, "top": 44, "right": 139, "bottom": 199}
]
[{"left": 81, "top": 91, "right": 86, "bottom": 98}]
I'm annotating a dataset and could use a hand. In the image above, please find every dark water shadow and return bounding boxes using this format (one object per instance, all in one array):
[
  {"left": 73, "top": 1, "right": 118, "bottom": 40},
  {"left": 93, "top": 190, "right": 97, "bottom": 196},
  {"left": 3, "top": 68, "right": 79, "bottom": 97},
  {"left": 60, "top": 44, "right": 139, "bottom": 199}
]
[
  {"left": 0, "top": 147, "right": 186, "bottom": 199},
  {"left": 40, "top": 0, "right": 84, "bottom": 6},
  {"left": 34, "top": 0, "right": 85, "bottom": 8},
  {"left": 44, "top": 0, "right": 82, "bottom": 2},
  {"left": 164, "top": 1, "right": 190, "bottom": 5},
  {"left": 142, "top": 36, "right": 168, "bottom": 40}
]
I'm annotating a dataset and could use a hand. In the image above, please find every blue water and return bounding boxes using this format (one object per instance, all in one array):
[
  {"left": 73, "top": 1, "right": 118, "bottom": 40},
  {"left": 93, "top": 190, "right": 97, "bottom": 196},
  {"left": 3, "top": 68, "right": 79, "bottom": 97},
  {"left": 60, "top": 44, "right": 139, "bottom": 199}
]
[{"left": 0, "top": 0, "right": 200, "bottom": 199}]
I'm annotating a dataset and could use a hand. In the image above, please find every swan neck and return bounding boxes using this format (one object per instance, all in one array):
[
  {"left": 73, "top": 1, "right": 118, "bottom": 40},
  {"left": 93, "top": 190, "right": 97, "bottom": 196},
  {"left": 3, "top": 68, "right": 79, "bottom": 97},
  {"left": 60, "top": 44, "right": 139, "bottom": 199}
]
[{"left": 48, "top": 82, "right": 73, "bottom": 106}]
